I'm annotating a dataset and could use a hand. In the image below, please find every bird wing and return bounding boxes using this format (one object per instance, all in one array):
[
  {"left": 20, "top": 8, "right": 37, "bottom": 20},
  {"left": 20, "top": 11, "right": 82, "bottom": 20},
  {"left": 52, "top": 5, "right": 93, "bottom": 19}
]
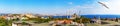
[{"left": 98, "top": 2, "right": 109, "bottom": 9}]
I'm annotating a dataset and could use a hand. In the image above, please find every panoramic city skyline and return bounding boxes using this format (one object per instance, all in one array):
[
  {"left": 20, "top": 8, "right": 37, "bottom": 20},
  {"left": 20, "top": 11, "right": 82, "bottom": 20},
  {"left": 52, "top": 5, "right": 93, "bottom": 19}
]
[{"left": 0, "top": 0, "right": 120, "bottom": 15}]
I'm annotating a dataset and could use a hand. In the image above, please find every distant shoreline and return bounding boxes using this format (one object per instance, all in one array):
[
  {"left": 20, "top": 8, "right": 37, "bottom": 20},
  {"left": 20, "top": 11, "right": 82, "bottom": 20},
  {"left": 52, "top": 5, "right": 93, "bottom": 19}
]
[{"left": 51, "top": 15, "right": 120, "bottom": 19}]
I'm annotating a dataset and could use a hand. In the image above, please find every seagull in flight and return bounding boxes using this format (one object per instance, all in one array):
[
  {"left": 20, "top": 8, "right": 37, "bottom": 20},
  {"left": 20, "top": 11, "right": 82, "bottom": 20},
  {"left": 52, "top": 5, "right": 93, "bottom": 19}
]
[{"left": 98, "top": 1, "right": 109, "bottom": 9}]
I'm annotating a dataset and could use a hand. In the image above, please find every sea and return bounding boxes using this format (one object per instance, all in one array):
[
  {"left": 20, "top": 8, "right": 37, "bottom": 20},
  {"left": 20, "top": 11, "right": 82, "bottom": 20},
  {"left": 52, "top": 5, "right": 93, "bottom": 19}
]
[
  {"left": 1, "top": 14, "right": 120, "bottom": 19},
  {"left": 52, "top": 15, "right": 120, "bottom": 19}
]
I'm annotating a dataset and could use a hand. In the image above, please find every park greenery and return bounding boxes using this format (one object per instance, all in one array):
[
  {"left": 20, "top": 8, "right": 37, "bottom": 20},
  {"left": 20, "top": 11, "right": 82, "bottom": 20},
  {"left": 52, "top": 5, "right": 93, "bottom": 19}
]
[
  {"left": 0, "top": 18, "right": 12, "bottom": 26},
  {"left": 73, "top": 16, "right": 90, "bottom": 23},
  {"left": 27, "top": 16, "right": 91, "bottom": 24}
]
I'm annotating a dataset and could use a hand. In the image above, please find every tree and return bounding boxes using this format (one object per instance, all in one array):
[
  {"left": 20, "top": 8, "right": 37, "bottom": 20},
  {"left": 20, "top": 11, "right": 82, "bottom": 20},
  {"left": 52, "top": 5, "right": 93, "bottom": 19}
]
[
  {"left": 0, "top": 18, "right": 10, "bottom": 26},
  {"left": 12, "top": 18, "right": 20, "bottom": 21},
  {"left": 73, "top": 16, "right": 90, "bottom": 23}
]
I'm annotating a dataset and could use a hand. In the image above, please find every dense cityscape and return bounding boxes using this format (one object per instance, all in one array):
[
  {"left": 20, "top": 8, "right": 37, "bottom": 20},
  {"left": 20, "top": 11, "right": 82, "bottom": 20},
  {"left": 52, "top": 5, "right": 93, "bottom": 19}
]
[{"left": 0, "top": 13, "right": 119, "bottom": 26}]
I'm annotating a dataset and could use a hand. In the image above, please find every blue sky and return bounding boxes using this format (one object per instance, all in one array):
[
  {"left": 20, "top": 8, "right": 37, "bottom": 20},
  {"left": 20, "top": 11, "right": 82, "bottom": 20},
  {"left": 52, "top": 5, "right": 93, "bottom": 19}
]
[{"left": 0, "top": 0, "right": 120, "bottom": 15}]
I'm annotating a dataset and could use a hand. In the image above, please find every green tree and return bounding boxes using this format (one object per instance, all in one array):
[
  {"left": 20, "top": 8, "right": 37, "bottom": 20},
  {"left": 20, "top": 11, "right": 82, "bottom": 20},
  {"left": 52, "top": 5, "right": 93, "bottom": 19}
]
[
  {"left": 73, "top": 16, "right": 90, "bottom": 23},
  {"left": 0, "top": 18, "right": 10, "bottom": 26}
]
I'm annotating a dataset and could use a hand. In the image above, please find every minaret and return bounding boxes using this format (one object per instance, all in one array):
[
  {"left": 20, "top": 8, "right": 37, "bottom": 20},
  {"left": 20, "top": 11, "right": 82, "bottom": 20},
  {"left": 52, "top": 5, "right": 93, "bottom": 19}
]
[
  {"left": 98, "top": 16, "right": 101, "bottom": 20},
  {"left": 97, "top": 16, "right": 101, "bottom": 24},
  {"left": 78, "top": 10, "right": 81, "bottom": 18}
]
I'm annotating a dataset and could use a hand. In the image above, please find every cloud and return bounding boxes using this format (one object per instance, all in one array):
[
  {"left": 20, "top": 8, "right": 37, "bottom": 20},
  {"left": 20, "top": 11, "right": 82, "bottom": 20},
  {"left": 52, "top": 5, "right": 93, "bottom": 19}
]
[
  {"left": 81, "top": 0, "right": 120, "bottom": 15},
  {"left": 68, "top": 2, "right": 73, "bottom": 5},
  {"left": 99, "top": 0, "right": 120, "bottom": 14},
  {"left": 66, "top": 5, "right": 95, "bottom": 15}
]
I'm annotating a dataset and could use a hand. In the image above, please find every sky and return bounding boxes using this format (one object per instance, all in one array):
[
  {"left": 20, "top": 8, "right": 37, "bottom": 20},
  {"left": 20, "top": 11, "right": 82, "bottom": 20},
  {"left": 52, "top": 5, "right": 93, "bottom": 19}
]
[{"left": 0, "top": 0, "right": 120, "bottom": 15}]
